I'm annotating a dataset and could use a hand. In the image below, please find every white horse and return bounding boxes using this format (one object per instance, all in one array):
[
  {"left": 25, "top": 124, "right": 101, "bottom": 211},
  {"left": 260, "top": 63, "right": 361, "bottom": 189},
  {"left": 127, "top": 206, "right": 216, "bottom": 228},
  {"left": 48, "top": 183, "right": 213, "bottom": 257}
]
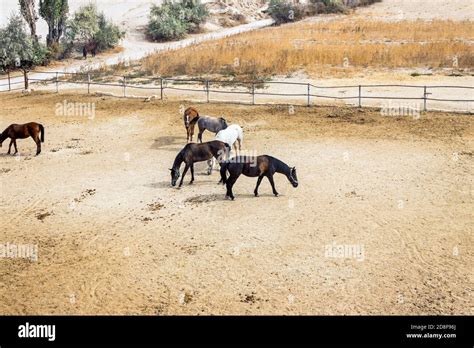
[
  {"left": 207, "top": 124, "right": 244, "bottom": 174},
  {"left": 214, "top": 124, "right": 243, "bottom": 153}
]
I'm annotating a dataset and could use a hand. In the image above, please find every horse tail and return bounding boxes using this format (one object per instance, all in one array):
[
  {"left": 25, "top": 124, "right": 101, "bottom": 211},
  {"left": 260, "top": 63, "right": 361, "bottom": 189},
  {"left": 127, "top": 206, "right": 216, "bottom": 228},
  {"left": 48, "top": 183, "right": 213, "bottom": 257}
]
[
  {"left": 220, "top": 161, "right": 229, "bottom": 184},
  {"left": 39, "top": 124, "right": 45, "bottom": 142},
  {"left": 189, "top": 115, "right": 200, "bottom": 127}
]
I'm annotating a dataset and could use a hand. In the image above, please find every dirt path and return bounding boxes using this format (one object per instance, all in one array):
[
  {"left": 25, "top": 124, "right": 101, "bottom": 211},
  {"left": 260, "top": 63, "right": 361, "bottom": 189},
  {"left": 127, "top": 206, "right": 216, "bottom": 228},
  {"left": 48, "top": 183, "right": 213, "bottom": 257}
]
[{"left": 0, "top": 92, "right": 472, "bottom": 314}]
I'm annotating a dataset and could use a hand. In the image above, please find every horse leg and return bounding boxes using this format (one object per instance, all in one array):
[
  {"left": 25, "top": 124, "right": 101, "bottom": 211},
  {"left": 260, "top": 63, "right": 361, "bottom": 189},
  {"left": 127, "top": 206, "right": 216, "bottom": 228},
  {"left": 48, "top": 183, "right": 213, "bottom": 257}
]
[
  {"left": 267, "top": 174, "right": 279, "bottom": 197},
  {"left": 207, "top": 159, "right": 213, "bottom": 175},
  {"left": 190, "top": 163, "right": 195, "bottom": 184},
  {"left": 225, "top": 173, "right": 240, "bottom": 200},
  {"left": 198, "top": 130, "right": 204, "bottom": 143},
  {"left": 238, "top": 138, "right": 242, "bottom": 152},
  {"left": 7, "top": 139, "right": 13, "bottom": 154},
  {"left": 254, "top": 175, "right": 265, "bottom": 197},
  {"left": 13, "top": 139, "right": 18, "bottom": 155},
  {"left": 190, "top": 124, "right": 195, "bottom": 142},
  {"left": 34, "top": 136, "right": 41, "bottom": 155},
  {"left": 179, "top": 164, "right": 190, "bottom": 187}
]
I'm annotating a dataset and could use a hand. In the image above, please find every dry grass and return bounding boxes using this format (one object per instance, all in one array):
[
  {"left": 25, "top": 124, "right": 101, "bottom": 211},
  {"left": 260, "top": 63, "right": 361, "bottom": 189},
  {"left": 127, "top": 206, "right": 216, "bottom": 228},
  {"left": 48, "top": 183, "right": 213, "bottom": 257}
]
[{"left": 142, "top": 19, "right": 474, "bottom": 79}]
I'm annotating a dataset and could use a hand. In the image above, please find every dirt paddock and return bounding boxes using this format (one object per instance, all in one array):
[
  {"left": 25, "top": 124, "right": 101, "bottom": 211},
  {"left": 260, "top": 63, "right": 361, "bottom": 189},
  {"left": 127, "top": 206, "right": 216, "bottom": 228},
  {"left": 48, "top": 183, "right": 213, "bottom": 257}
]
[{"left": 0, "top": 91, "right": 472, "bottom": 315}]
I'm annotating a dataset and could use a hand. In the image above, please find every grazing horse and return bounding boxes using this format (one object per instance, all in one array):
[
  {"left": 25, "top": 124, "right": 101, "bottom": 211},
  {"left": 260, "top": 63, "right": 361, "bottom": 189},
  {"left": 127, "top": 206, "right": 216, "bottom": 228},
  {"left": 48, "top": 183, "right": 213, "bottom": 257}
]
[
  {"left": 170, "top": 140, "right": 230, "bottom": 187},
  {"left": 83, "top": 41, "right": 97, "bottom": 59},
  {"left": 192, "top": 116, "right": 228, "bottom": 143},
  {"left": 208, "top": 124, "right": 244, "bottom": 172},
  {"left": 215, "top": 124, "right": 244, "bottom": 154},
  {"left": 0, "top": 122, "right": 45, "bottom": 156},
  {"left": 220, "top": 155, "right": 298, "bottom": 200},
  {"left": 183, "top": 107, "right": 200, "bottom": 142}
]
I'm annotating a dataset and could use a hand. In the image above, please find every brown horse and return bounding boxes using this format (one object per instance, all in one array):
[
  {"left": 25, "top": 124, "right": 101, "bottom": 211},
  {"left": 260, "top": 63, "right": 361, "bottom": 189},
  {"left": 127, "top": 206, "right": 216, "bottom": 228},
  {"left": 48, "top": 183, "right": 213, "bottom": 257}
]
[
  {"left": 0, "top": 122, "right": 45, "bottom": 156},
  {"left": 170, "top": 140, "right": 230, "bottom": 187},
  {"left": 83, "top": 41, "right": 97, "bottom": 59},
  {"left": 183, "top": 107, "right": 200, "bottom": 142}
]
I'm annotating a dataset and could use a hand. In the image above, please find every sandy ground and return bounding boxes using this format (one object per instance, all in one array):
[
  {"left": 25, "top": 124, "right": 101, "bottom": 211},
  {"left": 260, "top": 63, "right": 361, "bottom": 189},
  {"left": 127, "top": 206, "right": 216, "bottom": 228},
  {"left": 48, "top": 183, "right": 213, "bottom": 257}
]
[
  {"left": 0, "top": 91, "right": 472, "bottom": 315},
  {"left": 355, "top": 0, "right": 474, "bottom": 21}
]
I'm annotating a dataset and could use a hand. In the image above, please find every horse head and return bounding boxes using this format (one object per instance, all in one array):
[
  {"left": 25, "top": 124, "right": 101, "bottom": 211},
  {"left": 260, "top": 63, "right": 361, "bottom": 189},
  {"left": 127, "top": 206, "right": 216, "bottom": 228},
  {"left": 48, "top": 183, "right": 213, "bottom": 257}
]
[
  {"left": 184, "top": 107, "right": 199, "bottom": 129},
  {"left": 219, "top": 117, "right": 228, "bottom": 129},
  {"left": 169, "top": 168, "right": 180, "bottom": 187},
  {"left": 288, "top": 167, "right": 298, "bottom": 188}
]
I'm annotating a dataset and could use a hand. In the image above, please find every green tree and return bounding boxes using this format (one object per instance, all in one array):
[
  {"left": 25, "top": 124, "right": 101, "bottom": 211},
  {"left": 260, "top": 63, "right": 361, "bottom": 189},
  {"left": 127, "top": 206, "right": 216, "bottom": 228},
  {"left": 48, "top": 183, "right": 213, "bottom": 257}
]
[
  {"left": 39, "top": 0, "right": 69, "bottom": 46},
  {"left": 62, "top": 4, "right": 124, "bottom": 55},
  {"left": 0, "top": 15, "right": 49, "bottom": 88},
  {"left": 147, "top": 0, "right": 208, "bottom": 41}
]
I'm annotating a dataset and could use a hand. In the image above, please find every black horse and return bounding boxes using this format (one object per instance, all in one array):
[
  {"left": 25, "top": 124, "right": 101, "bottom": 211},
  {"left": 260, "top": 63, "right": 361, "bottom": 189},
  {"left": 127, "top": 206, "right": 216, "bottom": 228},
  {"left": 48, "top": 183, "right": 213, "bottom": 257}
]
[
  {"left": 170, "top": 140, "right": 230, "bottom": 187},
  {"left": 220, "top": 155, "right": 298, "bottom": 200}
]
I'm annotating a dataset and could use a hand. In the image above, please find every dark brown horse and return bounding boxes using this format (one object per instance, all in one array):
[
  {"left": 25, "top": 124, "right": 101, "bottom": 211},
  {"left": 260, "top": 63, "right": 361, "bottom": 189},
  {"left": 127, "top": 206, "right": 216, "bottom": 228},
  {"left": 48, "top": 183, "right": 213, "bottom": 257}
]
[
  {"left": 83, "top": 41, "right": 97, "bottom": 59},
  {"left": 170, "top": 140, "right": 230, "bottom": 187},
  {"left": 183, "top": 107, "right": 200, "bottom": 142},
  {"left": 220, "top": 155, "right": 298, "bottom": 200},
  {"left": 0, "top": 122, "right": 45, "bottom": 156}
]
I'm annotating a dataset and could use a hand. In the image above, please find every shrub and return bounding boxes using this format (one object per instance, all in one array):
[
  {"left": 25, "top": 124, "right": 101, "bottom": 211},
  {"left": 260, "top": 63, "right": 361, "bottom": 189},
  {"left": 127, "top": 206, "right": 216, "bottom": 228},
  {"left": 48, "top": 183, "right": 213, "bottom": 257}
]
[
  {"left": 0, "top": 15, "right": 49, "bottom": 71},
  {"left": 321, "top": 0, "right": 346, "bottom": 13},
  {"left": 95, "top": 13, "right": 125, "bottom": 51},
  {"left": 147, "top": 0, "right": 209, "bottom": 41},
  {"left": 62, "top": 4, "right": 124, "bottom": 57},
  {"left": 267, "top": 0, "right": 304, "bottom": 25}
]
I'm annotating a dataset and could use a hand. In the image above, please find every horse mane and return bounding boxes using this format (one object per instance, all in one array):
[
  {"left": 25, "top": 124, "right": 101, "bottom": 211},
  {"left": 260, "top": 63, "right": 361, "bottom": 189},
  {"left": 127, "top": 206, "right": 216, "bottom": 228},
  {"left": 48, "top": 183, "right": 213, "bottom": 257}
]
[
  {"left": 267, "top": 155, "right": 291, "bottom": 174},
  {"left": 185, "top": 107, "right": 199, "bottom": 118},
  {"left": 172, "top": 149, "right": 185, "bottom": 170}
]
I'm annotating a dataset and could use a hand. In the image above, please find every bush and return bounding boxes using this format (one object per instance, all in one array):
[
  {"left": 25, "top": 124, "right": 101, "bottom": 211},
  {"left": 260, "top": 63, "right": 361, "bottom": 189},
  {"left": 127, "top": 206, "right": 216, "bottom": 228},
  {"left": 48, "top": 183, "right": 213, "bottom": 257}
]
[
  {"left": 267, "top": 0, "right": 304, "bottom": 25},
  {"left": 95, "top": 13, "right": 125, "bottom": 51},
  {"left": 147, "top": 0, "right": 208, "bottom": 41},
  {"left": 62, "top": 4, "right": 124, "bottom": 57},
  {"left": 0, "top": 15, "right": 49, "bottom": 71},
  {"left": 321, "top": 0, "right": 346, "bottom": 13}
]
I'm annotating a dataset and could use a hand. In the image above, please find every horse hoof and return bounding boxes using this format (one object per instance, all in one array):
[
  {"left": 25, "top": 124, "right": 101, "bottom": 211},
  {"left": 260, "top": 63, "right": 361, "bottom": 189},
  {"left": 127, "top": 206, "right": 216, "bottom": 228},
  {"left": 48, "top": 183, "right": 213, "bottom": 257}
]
[{"left": 254, "top": 193, "right": 259, "bottom": 197}]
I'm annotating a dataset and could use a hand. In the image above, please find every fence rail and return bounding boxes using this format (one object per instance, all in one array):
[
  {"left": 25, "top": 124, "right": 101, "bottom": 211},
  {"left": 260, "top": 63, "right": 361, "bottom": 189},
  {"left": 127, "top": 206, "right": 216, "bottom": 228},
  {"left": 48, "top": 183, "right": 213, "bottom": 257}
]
[{"left": 0, "top": 70, "right": 472, "bottom": 113}]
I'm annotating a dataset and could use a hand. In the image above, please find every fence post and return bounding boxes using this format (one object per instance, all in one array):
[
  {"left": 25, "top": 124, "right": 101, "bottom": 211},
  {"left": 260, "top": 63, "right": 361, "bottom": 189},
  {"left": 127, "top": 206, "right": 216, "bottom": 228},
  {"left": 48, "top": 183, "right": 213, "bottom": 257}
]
[
  {"left": 55, "top": 72, "right": 59, "bottom": 93},
  {"left": 252, "top": 83, "right": 255, "bottom": 105},
  {"left": 423, "top": 86, "right": 427, "bottom": 112},
  {"left": 160, "top": 78, "right": 164, "bottom": 100},
  {"left": 7, "top": 71, "right": 11, "bottom": 91},
  {"left": 358, "top": 85, "right": 362, "bottom": 108},
  {"left": 87, "top": 74, "right": 91, "bottom": 94},
  {"left": 307, "top": 83, "right": 311, "bottom": 107},
  {"left": 206, "top": 80, "right": 210, "bottom": 103},
  {"left": 123, "top": 76, "right": 126, "bottom": 97}
]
